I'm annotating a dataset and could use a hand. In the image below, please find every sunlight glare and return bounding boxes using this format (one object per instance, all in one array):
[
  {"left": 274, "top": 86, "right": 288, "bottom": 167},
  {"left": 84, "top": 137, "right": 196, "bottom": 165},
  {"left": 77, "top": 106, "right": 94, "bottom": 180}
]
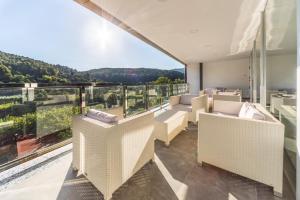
[{"left": 84, "top": 19, "right": 113, "bottom": 51}]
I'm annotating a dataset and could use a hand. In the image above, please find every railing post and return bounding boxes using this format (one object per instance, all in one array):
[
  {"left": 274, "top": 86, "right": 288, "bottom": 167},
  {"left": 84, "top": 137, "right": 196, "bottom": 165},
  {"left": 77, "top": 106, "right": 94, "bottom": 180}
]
[
  {"left": 88, "top": 85, "right": 94, "bottom": 101},
  {"left": 187, "top": 83, "right": 190, "bottom": 94},
  {"left": 79, "top": 86, "right": 86, "bottom": 114},
  {"left": 159, "top": 85, "right": 163, "bottom": 109},
  {"left": 28, "top": 83, "right": 37, "bottom": 102},
  {"left": 145, "top": 84, "right": 149, "bottom": 110},
  {"left": 123, "top": 85, "right": 127, "bottom": 118},
  {"left": 21, "top": 83, "right": 30, "bottom": 103}
]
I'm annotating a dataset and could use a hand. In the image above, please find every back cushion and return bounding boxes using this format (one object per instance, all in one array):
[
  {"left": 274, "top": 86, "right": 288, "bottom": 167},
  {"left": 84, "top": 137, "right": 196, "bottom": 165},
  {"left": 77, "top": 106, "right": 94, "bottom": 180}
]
[
  {"left": 213, "top": 100, "right": 243, "bottom": 115},
  {"left": 239, "top": 104, "right": 265, "bottom": 120},
  {"left": 180, "top": 95, "right": 197, "bottom": 105},
  {"left": 238, "top": 102, "right": 250, "bottom": 118},
  {"left": 87, "top": 109, "right": 118, "bottom": 123}
]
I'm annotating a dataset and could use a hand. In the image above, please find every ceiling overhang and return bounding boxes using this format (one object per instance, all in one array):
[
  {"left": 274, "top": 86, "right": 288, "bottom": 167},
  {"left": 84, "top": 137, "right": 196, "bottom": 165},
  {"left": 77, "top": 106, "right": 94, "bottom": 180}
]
[{"left": 75, "top": 0, "right": 267, "bottom": 64}]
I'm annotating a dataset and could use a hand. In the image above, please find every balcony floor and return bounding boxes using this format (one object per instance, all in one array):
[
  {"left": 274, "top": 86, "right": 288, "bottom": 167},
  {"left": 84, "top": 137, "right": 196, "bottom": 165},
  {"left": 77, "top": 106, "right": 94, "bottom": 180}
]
[{"left": 0, "top": 124, "right": 294, "bottom": 200}]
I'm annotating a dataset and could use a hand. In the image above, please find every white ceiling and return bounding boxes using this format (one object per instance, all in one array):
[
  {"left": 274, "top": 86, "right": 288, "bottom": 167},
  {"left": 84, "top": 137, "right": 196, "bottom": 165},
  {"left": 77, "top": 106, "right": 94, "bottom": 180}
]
[{"left": 83, "top": 0, "right": 268, "bottom": 64}]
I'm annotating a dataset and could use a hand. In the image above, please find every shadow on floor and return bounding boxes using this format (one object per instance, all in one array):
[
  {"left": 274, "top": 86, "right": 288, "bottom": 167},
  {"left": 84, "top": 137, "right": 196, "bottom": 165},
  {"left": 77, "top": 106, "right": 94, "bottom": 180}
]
[
  {"left": 155, "top": 124, "right": 293, "bottom": 200},
  {"left": 56, "top": 164, "right": 103, "bottom": 200},
  {"left": 56, "top": 124, "right": 294, "bottom": 200},
  {"left": 56, "top": 162, "right": 177, "bottom": 200}
]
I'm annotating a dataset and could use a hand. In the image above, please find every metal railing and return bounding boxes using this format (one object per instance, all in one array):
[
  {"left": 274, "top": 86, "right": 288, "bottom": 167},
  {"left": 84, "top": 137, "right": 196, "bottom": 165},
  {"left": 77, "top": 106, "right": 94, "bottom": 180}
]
[{"left": 0, "top": 82, "right": 189, "bottom": 171}]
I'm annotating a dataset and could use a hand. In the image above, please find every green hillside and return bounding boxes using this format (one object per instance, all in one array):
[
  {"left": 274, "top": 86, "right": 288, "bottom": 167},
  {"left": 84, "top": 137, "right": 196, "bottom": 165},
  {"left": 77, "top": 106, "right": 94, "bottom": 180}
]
[
  {"left": 0, "top": 51, "right": 184, "bottom": 84},
  {"left": 0, "top": 51, "right": 89, "bottom": 83},
  {"left": 86, "top": 68, "right": 184, "bottom": 84}
]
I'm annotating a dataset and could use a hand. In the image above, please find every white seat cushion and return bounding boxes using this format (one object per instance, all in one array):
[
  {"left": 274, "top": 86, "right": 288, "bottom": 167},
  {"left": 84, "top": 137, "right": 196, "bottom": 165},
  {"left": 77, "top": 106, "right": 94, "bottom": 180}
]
[
  {"left": 172, "top": 104, "right": 192, "bottom": 112},
  {"left": 238, "top": 104, "right": 265, "bottom": 120}
]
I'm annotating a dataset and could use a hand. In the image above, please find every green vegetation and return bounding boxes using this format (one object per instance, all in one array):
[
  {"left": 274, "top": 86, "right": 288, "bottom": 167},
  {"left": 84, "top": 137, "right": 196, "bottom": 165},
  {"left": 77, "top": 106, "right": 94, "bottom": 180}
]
[
  {"left": 36, "top": 105, "right": 80, "bottom": 137},
  {"left": 0, "top": 49, "right": 187, "bottom": 165},
  {"left": 0, "top": 105, "right": 79, "bottom": 137},
  {"left": 0, "top": 51, "right": 89, "bottom": 83},
  {"left": 153, "top": 76, "right": 185, "bottom": 84},
  {"left": 86, "top": 68, "right": 184, "bottom": 84},
  {"left": 0, "top": 50, "right": 184, "bottom": 84},
  {"left": 0, "top": 103, "right": 14, "bottom": 110}
]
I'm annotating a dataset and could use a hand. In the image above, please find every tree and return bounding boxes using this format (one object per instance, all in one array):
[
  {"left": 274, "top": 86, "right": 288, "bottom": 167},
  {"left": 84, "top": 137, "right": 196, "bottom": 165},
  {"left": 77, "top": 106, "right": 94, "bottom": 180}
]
[
  {"left": 153, "top": 76, "right": 184, "bottom": 84},
  {"left": 12, "top": 75, "right": 26, "bottom": 83},
  {"left": 0, "top": 50, "right": 184, "bottom": 84},
  {"left": 173, "top": 78, "right": 185, "bottom": 84},
  {"left": 106, "top": 93, "right": 118, "bottom": 108},
  {"left": 153, "top": 76, "right": 172, "bottom": 84},
  {"left": 0, "top": 64, "right": 13, "bottom": 82}
]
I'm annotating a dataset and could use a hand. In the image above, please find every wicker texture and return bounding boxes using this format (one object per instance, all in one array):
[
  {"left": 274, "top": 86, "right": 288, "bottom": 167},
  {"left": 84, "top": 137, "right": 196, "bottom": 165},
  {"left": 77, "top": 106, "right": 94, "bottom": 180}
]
[
  {"left": 198, "top": 101, "right": 284, "bottom": 195},
  {"left": 170, "top": 94, "right": 208, "bottom": 123},
  {"left": 72, "top": 111, "right": 155, "bottom": 200},
  {"left": 154, "top": 110, "right": 188, "bottom": 146},
  {"left": 213, "top": 94, "right": 242, "bottom": 102}
]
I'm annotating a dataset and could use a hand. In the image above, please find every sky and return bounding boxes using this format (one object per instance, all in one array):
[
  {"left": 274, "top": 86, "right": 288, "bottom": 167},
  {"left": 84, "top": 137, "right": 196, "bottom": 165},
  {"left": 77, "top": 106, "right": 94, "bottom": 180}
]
[{"left": 0, "top": 0, "right": 183, "bottom": 71}]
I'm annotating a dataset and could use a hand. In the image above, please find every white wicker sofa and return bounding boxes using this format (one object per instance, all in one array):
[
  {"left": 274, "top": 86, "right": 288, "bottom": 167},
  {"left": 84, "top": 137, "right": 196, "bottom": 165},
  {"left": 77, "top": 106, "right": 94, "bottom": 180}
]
[
  {"left": 72, "top": 111, "right": 155, "bottom": 200},
  {"left": 169, "top": 94, "right": 208, "bottom": 123},
  {"left": 198, "top": 100, "right": 284, "bottom": 196}
]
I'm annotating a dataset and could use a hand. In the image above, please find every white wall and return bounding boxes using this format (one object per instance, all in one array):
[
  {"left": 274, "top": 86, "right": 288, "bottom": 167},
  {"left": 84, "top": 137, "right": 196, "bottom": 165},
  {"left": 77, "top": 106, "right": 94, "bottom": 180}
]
[
  {"left": 186, "top": 63, "right": 200, "bottom": 95},
  {"left": 203, "top": 58, "right": 250, "bottom": 96},
  {"left": 190, "top": 54, "right": 296, "bottom": 98},
  {"left": 267, "top": 53, "right": 297, "bottom": 90}
]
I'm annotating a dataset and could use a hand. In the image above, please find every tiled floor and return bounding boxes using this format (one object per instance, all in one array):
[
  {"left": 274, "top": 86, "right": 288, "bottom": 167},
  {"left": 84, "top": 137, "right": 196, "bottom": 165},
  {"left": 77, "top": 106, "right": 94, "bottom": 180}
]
[
  {"left": 110, "top": 125, "right": 293, "bottom": 200},
  {"left": 0, "top": 124, "right": 295, "bottom": 200}
]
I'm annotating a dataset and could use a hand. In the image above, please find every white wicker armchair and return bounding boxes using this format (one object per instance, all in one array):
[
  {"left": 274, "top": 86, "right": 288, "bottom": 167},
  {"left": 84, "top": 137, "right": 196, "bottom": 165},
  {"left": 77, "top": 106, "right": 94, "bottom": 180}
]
[
  {"left": 198, "top": 100, "right": 284, "bottom": 196},
  {"left": 169, "top": 94, "right": 208, "bottom": 123},
  {"left": 72, "top": 111, "right": 155, "bottom": 200}
]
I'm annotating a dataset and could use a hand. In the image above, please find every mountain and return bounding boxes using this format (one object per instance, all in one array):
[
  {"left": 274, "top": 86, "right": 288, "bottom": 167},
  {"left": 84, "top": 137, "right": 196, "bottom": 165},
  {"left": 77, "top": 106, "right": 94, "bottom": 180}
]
[
  {"left": 0, "top": 50, "right": 184, "bottom": 84},
  {"left": 85, "top": 68, "right": 184, "bottom": 84},
  {"left": 171, "top": 68, "right": 185, "bottom": 74},
  {"left": 0, "top": 51, "right": 89, "bottom": 83}
]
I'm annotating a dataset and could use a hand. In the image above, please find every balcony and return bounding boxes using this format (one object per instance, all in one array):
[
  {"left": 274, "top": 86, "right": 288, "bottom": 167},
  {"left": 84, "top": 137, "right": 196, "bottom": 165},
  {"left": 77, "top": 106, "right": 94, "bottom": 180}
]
[
  {"left": 0, "top": 83, "right": 295, "bottom": 200},
  {"left": 0, "top": 121, "right": 294, "bottom": 200},
  {"left": 0, "top": 0, "right": 298, "bottom": 199}
]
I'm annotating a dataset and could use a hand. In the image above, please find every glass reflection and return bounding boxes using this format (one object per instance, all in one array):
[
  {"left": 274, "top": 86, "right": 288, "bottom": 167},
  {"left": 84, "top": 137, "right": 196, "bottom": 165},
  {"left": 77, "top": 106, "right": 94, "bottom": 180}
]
[{"left": 265, "top": 0, "right": 297, "bottom": 198}]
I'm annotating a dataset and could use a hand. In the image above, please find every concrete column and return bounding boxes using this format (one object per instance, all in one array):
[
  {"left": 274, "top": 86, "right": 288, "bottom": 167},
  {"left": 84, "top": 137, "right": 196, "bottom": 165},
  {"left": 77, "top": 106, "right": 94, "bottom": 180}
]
[
  {"left": 252, "top": 41, "right": 258, "bottom": 103},
  {"left": 200, "top": 63, "right": 203, "bottom": 90},
  {"left": 186, "top": 63, "right": 200, "bottom": 95},
  {"left": 260, "top": 11, "right": 267, "bottom": 108},
  {"left": 249, "top": 55, "right": 253, "bottom": 102}
]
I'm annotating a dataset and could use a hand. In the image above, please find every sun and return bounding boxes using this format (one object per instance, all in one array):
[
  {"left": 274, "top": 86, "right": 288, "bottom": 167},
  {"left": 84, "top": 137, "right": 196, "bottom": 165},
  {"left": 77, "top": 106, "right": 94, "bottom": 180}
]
[
  {"left": 85, "top": 20, "right": 113, "bottom": 51},
  {"left": 97, "top": 21, "right": 111, "bottom": 50}
]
